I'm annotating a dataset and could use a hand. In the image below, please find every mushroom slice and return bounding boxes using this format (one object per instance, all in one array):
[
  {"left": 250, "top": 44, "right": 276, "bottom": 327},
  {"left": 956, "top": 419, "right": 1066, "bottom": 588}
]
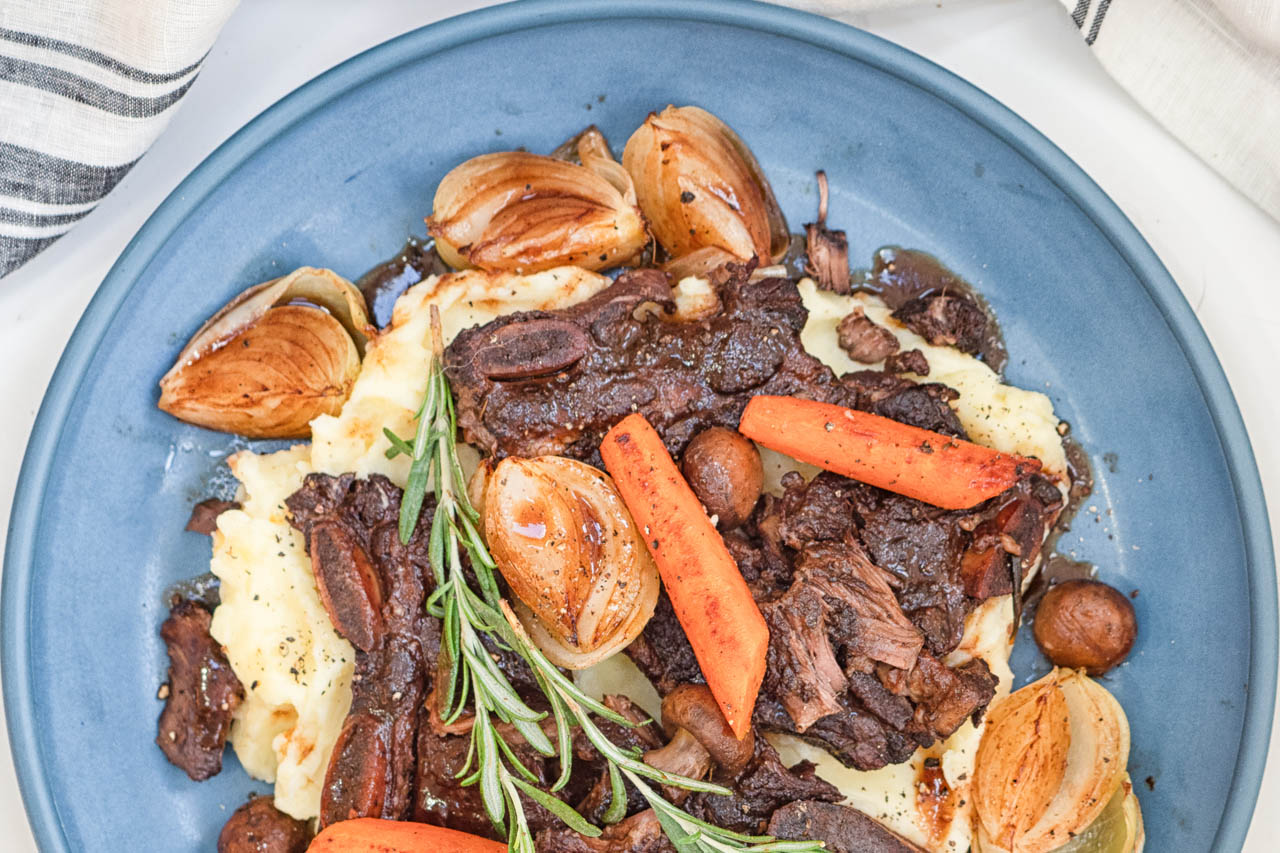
[
  {"left": 158, "top": 267, "right": 369, "bottom": 438},
  {"left": 623, "top": 105, "right": 789, "bottom": 263},
  {"left": 479, "top": 456, "right": 660, "bottom": 669},
  {"left": 426, "top": 129, "right": 646, "bottom": 274}
]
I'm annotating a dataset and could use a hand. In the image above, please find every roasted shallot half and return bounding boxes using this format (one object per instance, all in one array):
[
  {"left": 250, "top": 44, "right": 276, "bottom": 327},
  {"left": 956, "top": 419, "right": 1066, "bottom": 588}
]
[
  {"left": 972, "top": 668, "right": 1143, "bottom": 853},
  {"left": 158, "top": 267, "right": 371, "bottom": 439},
  {"left": 473, "top": 455, "right": 659, "bottom": 669},
  {"left": 623, "top": 105, "right": 789, "bottom": 266},
  {"left": 426, "top": 128, "right": 646, "bottom": 273}
]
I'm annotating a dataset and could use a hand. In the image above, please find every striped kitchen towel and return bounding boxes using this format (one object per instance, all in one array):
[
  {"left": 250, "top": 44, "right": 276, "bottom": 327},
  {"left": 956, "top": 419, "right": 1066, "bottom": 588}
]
[
  {"left": 2, "top": 0, "right": 1278, "bottom": 278},
  {"left": 0, "top": 0, "right": 238, "bottom": 276},
  {"left": 794, "top": 0, "right": 1280, "bottom": 223}
]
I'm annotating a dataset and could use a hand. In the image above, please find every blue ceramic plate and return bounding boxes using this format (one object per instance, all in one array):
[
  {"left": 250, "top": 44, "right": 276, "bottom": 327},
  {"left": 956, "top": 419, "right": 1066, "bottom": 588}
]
[{"left": 4, "top": 1, "right": 1275, "bottom": 850}]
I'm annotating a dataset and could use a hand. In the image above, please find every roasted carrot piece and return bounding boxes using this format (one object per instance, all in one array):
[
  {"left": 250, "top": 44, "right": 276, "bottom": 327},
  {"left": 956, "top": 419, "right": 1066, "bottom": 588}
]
[
  {"left": 308, "top": 818, "right": 506, "bottom": 852},
  {"left": 739, "top": 395, "right": 1040, "bottom": 511},
  {"left": 600, "top": 413, "right": 768, "bottom": 739}
]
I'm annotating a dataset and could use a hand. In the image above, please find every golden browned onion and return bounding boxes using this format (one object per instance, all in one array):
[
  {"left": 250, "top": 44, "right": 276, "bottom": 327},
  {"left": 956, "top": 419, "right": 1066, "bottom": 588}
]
[
  {"left": 974, "top": 668, "right": 1132, "bottom": 853},
  {"left": 158, "top": 267, "right": 370, "bottom": 438},
  {"left": 426, "top": 129, "right": 646, "bottom": 274},
  {"left": 479, "top": 455, "right": 659, "bottom": 669},
  {"left": 623, "top": 105, "right": 788, "bottom": 263}
]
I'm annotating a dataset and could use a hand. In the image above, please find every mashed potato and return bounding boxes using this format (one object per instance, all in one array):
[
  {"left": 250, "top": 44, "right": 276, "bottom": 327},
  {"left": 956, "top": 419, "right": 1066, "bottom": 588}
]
[
  {"left": 210, "top": 446, "right": 354, "bottom": 819},
  {"left": 210, "top": 266, "right": 1067, "bottom": 846},
  {"left": 211, "top": 266, "right": 610, "bottom": 819}
]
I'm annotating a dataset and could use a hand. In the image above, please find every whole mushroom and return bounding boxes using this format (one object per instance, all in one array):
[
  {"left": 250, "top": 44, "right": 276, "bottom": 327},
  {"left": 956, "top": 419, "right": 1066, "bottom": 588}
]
[
  {"left": 1033, "top": 579, "right": 1137, "bottom": 676},
  {"left": 680, "top": 427, "right": 763, "bottom": 530}
]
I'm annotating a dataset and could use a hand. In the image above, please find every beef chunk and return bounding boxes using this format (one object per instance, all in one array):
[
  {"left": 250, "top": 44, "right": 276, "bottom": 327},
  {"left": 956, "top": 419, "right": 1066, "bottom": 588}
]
[
  {"left": 156, "top": 599, "right": 243, "bottom": 781},
  {"left": 758, "top": 539, "right": 923, "bottom": 730},
  {"left": 446, "top": 265, "right": 841, "bottom": 464},
  {"left": 537, "top": 810, "right": 675, "bottom": 853},
  {"left": 185, "top": 498, "right": 239, "bottom": 535},
  {"left": 879, "top": 654, "right": 998, "bottom": 736},
  {"left": 883, "top": 349, "right": 929, "bottom": 376},
  {"left": 412, "top": 725, "right": 559, "bottom": 838},
  {"left": 844, "top": 481, "right": 972, "bottom": 655},
  {"left": 217, "top": 795, "right": 312, "bottom": 853},
  {"left": 893, "top": 291, "right": 988, "bottom": 355},
  {"left": 768, "top": 801, "right": 926, "bottom": 853},
  {"left": 446, "top": 260, "right": 974, "bottom": 465},
  {"left": 286, "top": 473, "right": 439, "bottom": 826},
  {"left": 624, "top": 591, "right": 705, "bottom": 695},
  {"left": 837, "top": 307, "right": 899, "bottom": 364},
  {"left": 753, "top": 692, "right": 919, "bottom": 770},
  {"left": 686, "top": 736, "right": 841, "bottom": 835},
  {"left": 839, "top": 371, "right": 965, "bottom": 438}
]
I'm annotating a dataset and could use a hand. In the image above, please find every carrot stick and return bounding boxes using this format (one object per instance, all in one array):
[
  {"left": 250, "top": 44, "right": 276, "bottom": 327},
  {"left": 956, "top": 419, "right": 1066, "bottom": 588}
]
[
  {"left": 308, "top": 818, "right": 506, "bottom": 852},
  {"left": 600, "top": 413, "right": 768, "bottom": 739},
  {"left": 739, "top": 395, "right": 1040, "bottom": 511}
]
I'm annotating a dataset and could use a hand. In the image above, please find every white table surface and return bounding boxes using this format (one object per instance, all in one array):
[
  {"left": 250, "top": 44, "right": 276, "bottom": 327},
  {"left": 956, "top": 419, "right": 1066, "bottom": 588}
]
[{"left": 1, "top": 0, "right": 1277, "bottom": 849}]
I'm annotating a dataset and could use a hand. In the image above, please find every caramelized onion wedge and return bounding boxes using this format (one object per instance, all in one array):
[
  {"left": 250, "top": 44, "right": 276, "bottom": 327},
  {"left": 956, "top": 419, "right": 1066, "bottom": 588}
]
[
  {"left": 427, "top": 138, "right": 646, "bottom": 273},
  {"left": 623, "top": 105, "right": 788, "bottom": 263},
  {"left": 974, "top": 669, "right": 1132, "bottom": 853},
  {"left": 158, "top": 267, "right": 370, "bottom": 438},
  {"left": 480, "top": 456, "right": 659, "bottom": 669},
  {"left": 159, "top": 305, "right": 360, "bottom": 439},
  {"left": 1050, "top": 777, "right": 1144, "bottom": 853},
  {"left": 168, "top": 267, "right": 370, "bottom": 369},
  {"left": 972, "top": 669, "right": 1070, "bottom": 848}
]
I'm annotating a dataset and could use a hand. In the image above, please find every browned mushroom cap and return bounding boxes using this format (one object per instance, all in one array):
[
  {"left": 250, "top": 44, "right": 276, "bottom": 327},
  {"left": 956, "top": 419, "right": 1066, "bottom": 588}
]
[
  {"left": 661, "top": 683, "right": 755, "bottom": 775},
  {"left": 643, "top": 728, "right": 712, "bottom": 783}
]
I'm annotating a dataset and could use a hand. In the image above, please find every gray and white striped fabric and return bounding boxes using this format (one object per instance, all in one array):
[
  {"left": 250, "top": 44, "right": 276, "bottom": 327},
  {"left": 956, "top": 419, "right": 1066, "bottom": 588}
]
[
  {"left": 0, "top": 0, "right": 237, "bottom": 275},
  {"left": 1, "top": 0, "right": 1277, "bottom": 279},
  {"left": 1060, "top": 0, "right": 1280, "bottom": 224}
]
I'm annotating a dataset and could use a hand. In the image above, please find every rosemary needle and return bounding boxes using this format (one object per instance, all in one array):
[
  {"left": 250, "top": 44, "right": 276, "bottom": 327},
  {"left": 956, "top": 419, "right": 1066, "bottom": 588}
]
[{"left": 385, "top": 306, "right": 823, "bottom": 853}]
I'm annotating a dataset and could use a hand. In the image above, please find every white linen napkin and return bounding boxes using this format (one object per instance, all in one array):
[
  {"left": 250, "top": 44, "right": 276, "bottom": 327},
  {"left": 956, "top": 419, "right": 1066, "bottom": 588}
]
[
  {"left": 0, "top": 0, "right": 238, "bottom": 275},
  {"left": 1, "top": 0, "right": 1276, "bottom": 278}
]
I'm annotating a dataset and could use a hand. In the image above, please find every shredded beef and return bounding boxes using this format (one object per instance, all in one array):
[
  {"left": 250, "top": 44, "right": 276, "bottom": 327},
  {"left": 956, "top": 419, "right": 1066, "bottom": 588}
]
[
  {"left": 286, "top": 473, "right": 440, "bottom": 826},
  {"left": 156, "top": 598, "right": 243, "bottom": 781},
  {"left": 537, "top": 810, "right": 675, "bottom": 853},
  {"left": 685, "top": 737, "right": 841, "bottom": 835},
  {"left": 837, "top": 307, "right": 899, "bottom": 364},
  {"left": 758, "top": 538, "right": 924, "bottom": 730},
  {"left": 804, "top": 172, "right": 851, "bottom": 294},
  {"left": 857, "top": 246, "right": 1005, "bottom": 370},
  {"left": 628, "top": 465, "right": 1057, "bottom": 772},
  {"left": 448, "top": 266, "right": 969, "bottom": 468},
  {"left": 839, "top": 370, "right": 965, "bottom": 438},
  {"left": 217, "top": 795, "right": 312, "bottom": 853},
  {"left": 884, "top": 349, "right": 929, "bottom": 376},
  {"left": 768, "top": 801, "right": 927, "bottom": 853}
]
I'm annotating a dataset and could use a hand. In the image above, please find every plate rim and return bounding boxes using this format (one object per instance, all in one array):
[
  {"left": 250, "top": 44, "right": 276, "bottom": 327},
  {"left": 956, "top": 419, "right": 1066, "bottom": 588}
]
[{"left": 4, "top": 0, "right": 1274, "bottom": 850}]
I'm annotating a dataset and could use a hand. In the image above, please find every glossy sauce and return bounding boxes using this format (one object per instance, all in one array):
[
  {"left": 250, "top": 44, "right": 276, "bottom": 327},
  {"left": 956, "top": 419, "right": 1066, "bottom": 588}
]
[
  {"left": 915, "top": 755, "right": 954, "bottom": 847},
  {"left": 853, "top": 246, "right": 1009, "bottom": 373},
  {"left": 1025, "top": 434, "right": 1098, "bottom": 617},
  {"left": 355, "top": 236, "right": 449, "bottom": 328},
  {"left": 163, "top": 571, "right": 221, "bottom": 610}
]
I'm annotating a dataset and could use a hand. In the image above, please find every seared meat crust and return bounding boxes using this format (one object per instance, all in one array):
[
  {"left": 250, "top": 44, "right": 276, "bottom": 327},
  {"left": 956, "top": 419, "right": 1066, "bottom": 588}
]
[{"left": 156, "top": 598, "right": 243, "bottom": 781}]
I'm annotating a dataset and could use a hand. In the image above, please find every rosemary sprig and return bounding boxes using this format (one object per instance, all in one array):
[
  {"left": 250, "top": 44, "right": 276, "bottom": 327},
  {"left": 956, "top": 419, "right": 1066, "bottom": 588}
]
[{"left": 387, "top": 307, "right": 823, "bottom": 853}]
